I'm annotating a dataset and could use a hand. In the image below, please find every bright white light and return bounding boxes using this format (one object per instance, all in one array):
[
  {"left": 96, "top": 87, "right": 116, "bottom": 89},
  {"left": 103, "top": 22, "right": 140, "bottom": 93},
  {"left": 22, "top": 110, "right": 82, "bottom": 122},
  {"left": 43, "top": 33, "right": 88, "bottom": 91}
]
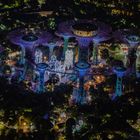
[
  {"left": 64, "top": 49, "right": 74, "bottom": 69},
  {"left": 35, "top": 49, "right": 43, "bottom": 64}
]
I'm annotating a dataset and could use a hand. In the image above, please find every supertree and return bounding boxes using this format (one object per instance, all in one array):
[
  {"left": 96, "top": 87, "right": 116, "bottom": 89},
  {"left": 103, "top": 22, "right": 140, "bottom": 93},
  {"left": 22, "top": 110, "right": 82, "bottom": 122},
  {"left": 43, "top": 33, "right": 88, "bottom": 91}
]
[
  {"left": 55, "top": 33, "right": 73, "bottom": 61},
  {"left": 92, "top": 34, "right": 111, "bottom": 65},
  {"left": 56, "top": 19, "right": 112, "bottom": 63},
  {"left": 125, "top": 35, "right": 140, "bottom": 75},
  {"left": 113, "top": 66, "right": 126, "bottom": 99},
  {"left": 74, "top": 62, "right": 90, "bottom": 104},
  {"left": 8, "top": 29, "right": 52, "bottom": 64},
  {"left": 36, "top": 63, "right": 48, "bottom": 93},
  {"left": 113, "top": 29, "right": 140, "bottom": 76},
  {"left": 7, "top": 28, "right": 52, "bottom": 80},
  {"left": 73, "top": 28, "right": 93, "bottom": 62},
  {"left": 56, "top": 20, "right": 76, "bottom": 61},
  {"left": 44, "top": 40, "right": 63, "bottom": 61}
]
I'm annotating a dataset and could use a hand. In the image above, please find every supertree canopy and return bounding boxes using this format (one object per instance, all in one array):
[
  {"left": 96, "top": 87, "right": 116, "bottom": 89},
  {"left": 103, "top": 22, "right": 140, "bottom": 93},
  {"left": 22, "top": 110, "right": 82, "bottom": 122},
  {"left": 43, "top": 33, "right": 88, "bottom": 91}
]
[{"left": 7, "top": 28, "right": 53, "bottom": 63}]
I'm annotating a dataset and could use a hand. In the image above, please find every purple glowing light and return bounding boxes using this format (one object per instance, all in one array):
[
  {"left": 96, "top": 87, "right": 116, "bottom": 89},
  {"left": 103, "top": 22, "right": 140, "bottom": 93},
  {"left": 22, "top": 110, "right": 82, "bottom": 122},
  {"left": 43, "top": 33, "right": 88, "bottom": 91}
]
[
  {"left": 8, "top": 29, "right": 53, "bottom": 48},
  {"left": 93, "top": 34, "right": 111, "bottom": 44},
  {"left": 57, "top": 19, "right": 112, "bottom": 39}
]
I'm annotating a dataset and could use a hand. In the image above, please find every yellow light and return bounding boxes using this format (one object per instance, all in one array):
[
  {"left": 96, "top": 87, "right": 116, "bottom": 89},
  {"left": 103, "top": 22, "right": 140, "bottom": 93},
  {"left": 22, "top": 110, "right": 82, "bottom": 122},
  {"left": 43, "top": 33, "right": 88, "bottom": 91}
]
[
  {"left": 23, "top": 122, "right": 27, "bottom": 126},
  {"left": 88, "top": 81, "right": 91, "bottom": 85},
  {"left": 54, "top": 125, "right": 59, "bottom": 130},
  {"left": 97, "top": 76, "right": 100, "bottom": 79},
  {"left": 58, "top": 117, "right": 61, "bottom": 122}
]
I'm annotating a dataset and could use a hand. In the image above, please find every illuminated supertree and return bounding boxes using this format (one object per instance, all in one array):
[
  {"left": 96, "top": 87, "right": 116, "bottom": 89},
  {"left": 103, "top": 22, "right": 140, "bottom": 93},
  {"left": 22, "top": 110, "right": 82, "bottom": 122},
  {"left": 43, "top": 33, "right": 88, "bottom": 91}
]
[
  {"left": 125, "top": 35, "right": 140, "bottom": 75},
  {"left": 92, "top": 35, "right": 111, "bottom": 65},
  {"left": 8, "top": 29, "right": 52, "bottom": 64},
  {"left": 36, "top": 63, "right": 48, "bottom": 93},
  {"left": 113, "top": 29, "right": 140, "bottom": 75},
  {"left": 113, "top": 66, "right": 126, "bottom": 99},
  {"left": 56, "top": 20, "right": 75, "bottom": 60},
  {"left": 76, "top": 37, "right": 93, "bottom": 62},
  {"left": 55, "top": 32, "right": 73, "bottom": 61},
  {"left": 74, "top": 62, "right": 90, "bottom": 104},
  {"left": 72, "top": 21, "right": 97, "bottom": 62},
  {"left": 56, "top": 19, "right": 112, "bottom": 63},
  {"left": 8, "top": 29, "right": 52, "bottom": 81}
]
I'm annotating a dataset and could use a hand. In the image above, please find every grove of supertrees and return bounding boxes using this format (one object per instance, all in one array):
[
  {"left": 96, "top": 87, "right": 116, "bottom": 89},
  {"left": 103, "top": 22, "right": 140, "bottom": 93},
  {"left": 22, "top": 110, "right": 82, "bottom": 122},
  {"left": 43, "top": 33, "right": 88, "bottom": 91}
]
[{"left": 0, "top": 2, "right": 140, "bottom": 139}]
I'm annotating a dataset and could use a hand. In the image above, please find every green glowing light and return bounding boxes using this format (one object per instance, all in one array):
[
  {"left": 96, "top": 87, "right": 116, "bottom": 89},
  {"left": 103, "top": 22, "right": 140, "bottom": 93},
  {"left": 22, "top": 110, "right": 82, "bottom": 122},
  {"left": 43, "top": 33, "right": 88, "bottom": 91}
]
[{"left": 48, "top": 18, "right": 56, "bottom": 30}]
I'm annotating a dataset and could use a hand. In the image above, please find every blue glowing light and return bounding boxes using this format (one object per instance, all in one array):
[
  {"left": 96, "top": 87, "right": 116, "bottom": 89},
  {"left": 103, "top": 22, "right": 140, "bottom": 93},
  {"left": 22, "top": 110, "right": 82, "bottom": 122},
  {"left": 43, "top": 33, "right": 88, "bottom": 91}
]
[
  {"left": 77, "top": 37, "right": 92, "bottom": 48},
  {"left": 75, "top": 62, "right": 90, "bottom": 77},
  {"left": 114, "top": 67, "right": 126, "bottom": 97},
  {"left": 36, "top": 63, "right": 48, "bottom": 93}
]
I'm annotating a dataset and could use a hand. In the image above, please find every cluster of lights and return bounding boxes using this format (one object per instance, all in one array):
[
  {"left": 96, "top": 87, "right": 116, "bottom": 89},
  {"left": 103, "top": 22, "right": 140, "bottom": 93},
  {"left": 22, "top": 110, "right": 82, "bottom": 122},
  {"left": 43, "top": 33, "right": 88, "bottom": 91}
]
[
  {"left": 111, "top": 9, "right": 133, "bottom": 16},
  {"left": 8, "top": 51, "right": 20, "bottom": 58},
  {"left": 73, "top": 0, "right": 137, "bottom": 19},
  {"left": 0, "top": 24, "right": 6, "bottom": 31},
  {"left": 73, "top": 30, "right": 96, "bottom": 37},
  {"left": 5, "top": 60, "right": 16, "bottom": 66},
  {"left": 48, "top": 18, "right": 56, "bottom": 30},
  {"left": 94, "top": 75, "right": 105, "bottom": 84}
]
